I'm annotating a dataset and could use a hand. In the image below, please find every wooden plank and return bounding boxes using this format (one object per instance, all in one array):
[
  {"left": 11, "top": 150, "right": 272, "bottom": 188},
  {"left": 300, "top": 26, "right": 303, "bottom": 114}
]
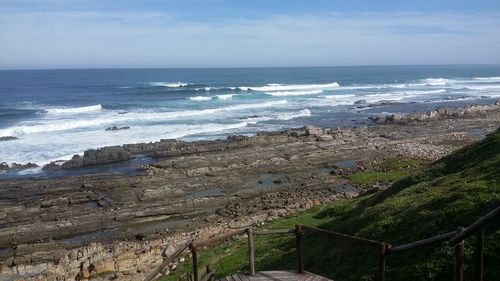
[
  {"left": 232, "top": 274, "right": 243, "bottom": 281},
  {"left": 238, "top": 274, "right": 251, "bottom": 281},
  {"left": 218, "top": 271, "right": 332, "bottom": 281}
]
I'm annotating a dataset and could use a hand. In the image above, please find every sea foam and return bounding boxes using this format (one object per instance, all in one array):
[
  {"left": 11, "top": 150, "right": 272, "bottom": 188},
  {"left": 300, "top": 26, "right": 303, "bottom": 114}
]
[
  {"left": 189, "top": 96, "right": 212, "bottom": 101},
  {"left": 149, "top": 82, "right": 189, "bottom": 87},
  {"left": 265, "top": 90, "right": 323, "bottom": 97},
  {"left": 240, "top": 82, "right": 340, "bottom": 92},
  {"left": 45, "top": 104, "right": 103, "bottom": 115}
]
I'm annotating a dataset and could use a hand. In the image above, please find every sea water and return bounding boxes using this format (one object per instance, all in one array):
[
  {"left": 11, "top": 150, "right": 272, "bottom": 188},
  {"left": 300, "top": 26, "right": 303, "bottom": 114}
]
[{"left": 1, "top": 65, "right": 500, "bottom": 176}]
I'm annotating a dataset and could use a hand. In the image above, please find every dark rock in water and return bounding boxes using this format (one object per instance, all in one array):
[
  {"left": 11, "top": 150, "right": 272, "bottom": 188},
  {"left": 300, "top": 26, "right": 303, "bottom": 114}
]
[
  {"left": 378, "top": 100, "right": 399, "bottom": 106},
  {"left": 0, "top": 162, "right": 39, "bottom": 171},
  {"left": 354, "top": 100, "right": 367, "bottom": 105},
  {"left": 239, "top": 115, "right": 260, "bottom": 119},
  {"left": 62, "top": 146, "right": 131, "bottom": 169},
  {"left": 118, "top": 111, "right": 128, "bottom": 114},
  {"left": 106, "top": 126, "right": 130, "bottom": 131},
  {"left": 0, "top": 136, "right": 17, "bottom": 141},
  {"left": 481, "top": 95, "right": 490, "bottom": 99},
  {"left": 0, "top": 162, "right": 9, "bottom": 171},
  {"left": 43, "top": 162, "right": 63, "bottom": 170}
]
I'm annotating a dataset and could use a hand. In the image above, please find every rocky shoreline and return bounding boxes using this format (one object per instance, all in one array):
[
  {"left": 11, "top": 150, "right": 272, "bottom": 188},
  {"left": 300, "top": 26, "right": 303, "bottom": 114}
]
[{"left": 0, "top": 102, "right": 499, "bottom": 281}]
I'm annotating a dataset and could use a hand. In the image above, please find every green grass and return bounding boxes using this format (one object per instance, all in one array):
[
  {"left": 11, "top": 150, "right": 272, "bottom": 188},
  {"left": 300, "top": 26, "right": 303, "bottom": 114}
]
[
  {"left": 160, "top": 129, "right": 500, "bottom": 281},
  {"left": 347, "top": 171, "right": 408, "bottom": 186},
  {"left": 346, "top": 158, "right": 428, "bottom": 187}
]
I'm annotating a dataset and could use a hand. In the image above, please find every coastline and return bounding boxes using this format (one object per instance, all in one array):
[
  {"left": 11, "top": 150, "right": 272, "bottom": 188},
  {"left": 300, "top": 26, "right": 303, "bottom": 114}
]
[{"left": 0, "top": 101, "right": 499, "bottom": 280}]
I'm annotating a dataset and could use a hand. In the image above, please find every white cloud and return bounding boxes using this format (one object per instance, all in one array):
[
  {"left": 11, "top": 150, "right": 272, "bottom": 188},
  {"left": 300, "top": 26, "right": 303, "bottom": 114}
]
[{"left": 0, "top": 9, "right": 499, "bottom": 69}]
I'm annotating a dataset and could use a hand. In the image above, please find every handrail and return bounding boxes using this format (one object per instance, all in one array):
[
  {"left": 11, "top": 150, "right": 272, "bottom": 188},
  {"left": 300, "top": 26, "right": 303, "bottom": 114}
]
[
  {"left": 448, "top": 206, "right": 500, "bottom": 246},
  {"left": 301, "top": 225, "right": 385, "bottom": 247},
  {"left": 253, "top": 229, "right": 295, "bottom": 235},
  {"left": 193, "top": 229, "right": 246, "bottom": 248},
  {"left": 145, "top": 205, "right": 499, "bottom": 281},
  {"left": 388, "top": 231, "right": 456, "bottom": 254},
  {"left": 144, "top": 240, "right": 192, "bottom": 281}
]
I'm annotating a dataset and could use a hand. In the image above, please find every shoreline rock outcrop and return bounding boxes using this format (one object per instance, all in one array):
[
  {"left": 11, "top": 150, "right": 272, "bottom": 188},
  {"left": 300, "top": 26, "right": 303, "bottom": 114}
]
[
  {"left": 61, "top": 146, "right": 131, "bottom": 169},
  {"left": 0, "top": 136, "right": 17, "bottom": 142},
  {"left": 369, "top": 101, "right": 500, "bottom": 124}
]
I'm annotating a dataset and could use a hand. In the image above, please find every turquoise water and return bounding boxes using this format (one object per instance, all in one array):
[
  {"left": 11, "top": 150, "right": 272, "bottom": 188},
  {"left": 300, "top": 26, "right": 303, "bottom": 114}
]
[{"left": 1, "top": 65, "right": 500, "bottom": 168}]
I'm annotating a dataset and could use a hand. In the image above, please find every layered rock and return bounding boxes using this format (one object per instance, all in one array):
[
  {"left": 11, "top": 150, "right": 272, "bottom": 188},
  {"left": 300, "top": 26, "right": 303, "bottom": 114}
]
[
  {"left": 369, "top": 101, "right": 500, "bottom": 124},
  {"left": 61, "top": 146, "right": 131, "bottom": 169}
]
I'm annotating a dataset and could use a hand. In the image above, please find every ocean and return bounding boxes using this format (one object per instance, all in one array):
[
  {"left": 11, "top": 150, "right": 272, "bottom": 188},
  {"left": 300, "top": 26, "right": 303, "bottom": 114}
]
[{"left": 1, "top": 65, "right": 500, "bottom": 177}]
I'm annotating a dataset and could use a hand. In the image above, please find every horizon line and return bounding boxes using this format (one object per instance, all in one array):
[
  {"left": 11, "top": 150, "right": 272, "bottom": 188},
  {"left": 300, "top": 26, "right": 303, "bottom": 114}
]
[{"left": 1, "top": 63, "right": 500, "bottom": 71}]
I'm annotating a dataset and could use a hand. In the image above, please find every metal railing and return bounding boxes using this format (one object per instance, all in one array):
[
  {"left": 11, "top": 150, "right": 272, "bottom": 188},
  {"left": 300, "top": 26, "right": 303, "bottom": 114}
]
[{"left": 145, "top": 205, "right": 500, "bottom": 281}]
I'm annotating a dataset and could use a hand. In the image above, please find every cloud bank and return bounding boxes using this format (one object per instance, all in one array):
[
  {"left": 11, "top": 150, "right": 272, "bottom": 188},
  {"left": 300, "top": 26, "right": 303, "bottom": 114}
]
[{"left": 0, "top": 7, "right": 499, "bottom": 69}]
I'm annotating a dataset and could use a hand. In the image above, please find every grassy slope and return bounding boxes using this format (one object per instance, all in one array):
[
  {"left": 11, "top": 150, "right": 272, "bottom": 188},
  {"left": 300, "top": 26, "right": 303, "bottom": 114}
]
[{"left": 161, "top": 129, "right": 500, "bottom": 281}]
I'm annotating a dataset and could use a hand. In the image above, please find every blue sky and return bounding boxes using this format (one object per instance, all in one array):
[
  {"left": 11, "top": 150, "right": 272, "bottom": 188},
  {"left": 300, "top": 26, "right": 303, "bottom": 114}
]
[{"left": 1, "top": 0, "right": 500, "bottom": 69}]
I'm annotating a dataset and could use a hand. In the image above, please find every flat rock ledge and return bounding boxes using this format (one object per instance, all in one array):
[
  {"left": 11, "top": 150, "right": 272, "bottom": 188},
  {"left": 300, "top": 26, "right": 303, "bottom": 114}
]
[{"left": 369, "top": 101, "right": 500, "bottom": 124}]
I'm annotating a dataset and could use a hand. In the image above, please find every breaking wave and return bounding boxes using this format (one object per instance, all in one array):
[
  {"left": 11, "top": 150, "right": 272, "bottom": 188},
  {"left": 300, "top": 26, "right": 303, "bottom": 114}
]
[
  {"left": 0, "top": 100, "right": 288, "bottom": 136},
  {"left": 149, "top": 82, "right": 189, "bottom": 87},
  {"left": 189, "top": 96, "right": 212, "bottom": 101},
  {"left": 45, "top": 104, "right": 103, "bottom": 115},
  {"left": 240, "top": 82, "right": 340, "bottom": 92},
  {"left": 265, "top": 90, "right": 323, "bottom": 97},
  {"left": 276, "top": 109, "right": 312, "bottom": 120}
]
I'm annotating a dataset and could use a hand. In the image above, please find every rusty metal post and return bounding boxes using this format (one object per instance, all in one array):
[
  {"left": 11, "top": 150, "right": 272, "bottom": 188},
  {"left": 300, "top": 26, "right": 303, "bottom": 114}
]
[
  {"left": 295, "top": 225, "right": 304, "bottom": 274},
  {"left": 190, "top": 244, "right": 199, "bottom": 281},
  {"left": 378, "top": 243, "right": 387, "bottom": 281},
  {"left": 455, "top": 227, "right": 465, "bottom": 281},
  {"left": 475, "top": 228, "right": 484, "bottom": 281},
  {"left": 247, "top": 228, "right": 256, "bottom": 275}
]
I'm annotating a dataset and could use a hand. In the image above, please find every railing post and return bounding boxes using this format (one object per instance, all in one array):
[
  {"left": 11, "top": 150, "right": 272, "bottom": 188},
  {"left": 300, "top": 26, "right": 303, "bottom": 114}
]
[
  {"left": 247, "top": 228, "right": 256, "bottom": 275},
  {"left": 205, "top": 264, "right": 214, "bottom": 281},
  {"left": 295, "top": 225, "right": 304, "bottom": 274},
  {"left": 378, "top": 242, "right": 387, "bottom": 281},
  {"left": 190, "top": 244, "right": 199, "bottom": 281},
  {"left": 475, "top": 227, "right": 484, "bottom": 281},
  {"left": 455, "top": 227, "right": 465, "bottom": 281}
]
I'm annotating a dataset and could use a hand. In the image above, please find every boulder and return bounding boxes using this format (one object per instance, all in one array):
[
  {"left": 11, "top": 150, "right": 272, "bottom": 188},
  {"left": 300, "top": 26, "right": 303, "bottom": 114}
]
[
  {"left": 0, "top": 136, "right": 17, "bottom": 142},
  {"left": 105, "top": 126, "right": 130, "bottom": 131}
]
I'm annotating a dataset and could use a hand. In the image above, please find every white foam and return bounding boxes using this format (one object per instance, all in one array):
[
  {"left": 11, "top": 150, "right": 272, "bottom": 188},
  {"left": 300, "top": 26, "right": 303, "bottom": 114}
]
[
  {"left": 276, "top": 109, "right": 311, "bottom": 120},
  {"left": 45, "top": 104, "right": 102, "bottom": 115},
  {"left": 149, "top": 82, "right": 189, "bottom": 87},
  {"left": 240, "top": 82, "right": 340, "bottom": 92},
  {"left": 216, "top": 94, "right": 235, "bottom": 99},
  {"left": 0, "top": 117, "right": 112, "bottom": 136},
  {"left": 473, "top": 76, "right": 500, "bottom": 81},
  {"left": 189, "top": 96, "right": 212, "bottom": 101},
  {"left": 0, "top": 100, "right": 288, "bottom": 137},
  {"left": 420, "top": 78, "right": 449, "bottom": 86},
  {"left": 0, "top": 122, "right": 250, "bottom": 165},
  {"left": 461, "top": 85, "right": 500, "bottom": 90},
  {"left": 265, "top": 90, "right": 323, "bottom": 97}
]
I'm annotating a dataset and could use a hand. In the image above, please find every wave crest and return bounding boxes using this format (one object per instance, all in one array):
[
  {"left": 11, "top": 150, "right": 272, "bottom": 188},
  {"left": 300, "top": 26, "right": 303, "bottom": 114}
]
[
  {"left": 189, "top": 96, "right": 212, "bottom": 101},
  {"left": 149, "top": 82, "right": 189, "bottom": 87},
  {"left": 240, "top": 82, "right": 340, "bottom": 92},
  {"left": 46, "top": 104, "right": 102, "bottom": 115}
]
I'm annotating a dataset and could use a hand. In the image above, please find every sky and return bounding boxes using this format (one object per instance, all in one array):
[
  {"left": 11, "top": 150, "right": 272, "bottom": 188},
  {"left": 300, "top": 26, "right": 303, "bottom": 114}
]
[{"left": 1, "top": 0, "right": 500, "bottom": 69}]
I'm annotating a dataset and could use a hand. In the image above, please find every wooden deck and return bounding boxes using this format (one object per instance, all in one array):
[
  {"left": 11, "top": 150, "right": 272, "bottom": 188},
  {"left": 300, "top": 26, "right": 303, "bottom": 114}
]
[{"left": 218, "top": 271, "right": 332, "bottom": 281}]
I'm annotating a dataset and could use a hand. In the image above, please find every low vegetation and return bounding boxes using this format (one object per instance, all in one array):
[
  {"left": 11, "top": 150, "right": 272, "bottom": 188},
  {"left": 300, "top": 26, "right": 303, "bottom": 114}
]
[{"left": 161, "top": 129, "right": 500, "bottom": 281}]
